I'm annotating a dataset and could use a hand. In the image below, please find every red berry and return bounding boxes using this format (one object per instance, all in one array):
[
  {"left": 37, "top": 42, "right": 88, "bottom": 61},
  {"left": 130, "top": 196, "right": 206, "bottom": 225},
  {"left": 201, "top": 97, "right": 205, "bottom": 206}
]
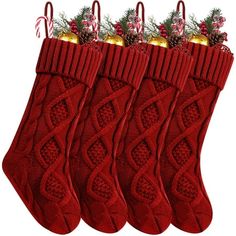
[
  {"left": 114, "top": 22, "right": 124, "bottom": 36},
  {"left": 199, "top": 21, "right": 208, "bottom": 36},
  {"left": 158, "top": 24, "right": 168, "bottom": 38},
  {"left": 69, "top": 20, "right": 79, "bottom": 35}
]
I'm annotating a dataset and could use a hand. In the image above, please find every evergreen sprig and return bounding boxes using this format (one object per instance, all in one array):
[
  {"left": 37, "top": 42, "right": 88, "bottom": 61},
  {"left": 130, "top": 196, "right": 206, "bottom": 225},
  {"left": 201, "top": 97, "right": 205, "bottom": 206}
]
[
  {"left": 144, "top": 16, "right": 159, "bottom": 38},
  {"left": 53, "top": 7, "right": 92, "bottom": 37},
  {"left": 99, "top": 15, "right": 115, "bottom": 39},
  {"left": 119, "top": 8, "right": 136, "bottom": 34},
  {"left": 162, "top": 11, "right": 180, "bottom": 35},
  {"left": 53, "top": 12, "right": 70, "bottom": 37},
  {"left": 204, "top": 8, "right": 221, "bottom": 33},
  {"left": 74, "top": 7, "right": 91, "bottom": 31},
  {"left": 99, "top": 8, "right": 136, "bottom": 38},
  {"left": 144, "top": 11, "right": 182, "bottom": 40},
  {"left": 185, "top": 14, "right": 200, "bottom": 35},
  {"left": 186, "top": 8, "right": 222, "bottom": 35}
]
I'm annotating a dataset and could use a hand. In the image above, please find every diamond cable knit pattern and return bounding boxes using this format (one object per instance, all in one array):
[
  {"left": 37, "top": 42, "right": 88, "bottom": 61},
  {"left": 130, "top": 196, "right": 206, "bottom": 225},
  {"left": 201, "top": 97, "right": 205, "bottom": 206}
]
[
  {"left": 116, "top": 43, "right": 193, "bottom": 234},
  {"left": 70, "top": 42, "right": 149, "bottom": 233},
  {"left": 2, "top": 38, "right": 102, "bottom": 234},
  {"left": 160, "top": 43, "right": 234, "bottom": 233}
]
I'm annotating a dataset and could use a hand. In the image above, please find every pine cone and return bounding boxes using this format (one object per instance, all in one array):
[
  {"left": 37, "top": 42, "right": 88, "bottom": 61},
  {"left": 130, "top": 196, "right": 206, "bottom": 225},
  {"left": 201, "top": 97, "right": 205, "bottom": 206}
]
[
  {"left": 79, "top": 30, "right": 96, "bottom": 45},
  {"left": 209, "top": 32, "right": 224, "bottom": 46},
  {"left": 168, "top": 35, "right": 183, "bottom": 48},
  {"left": 124, "top": 33, "right": 139, "bottom": 46}
]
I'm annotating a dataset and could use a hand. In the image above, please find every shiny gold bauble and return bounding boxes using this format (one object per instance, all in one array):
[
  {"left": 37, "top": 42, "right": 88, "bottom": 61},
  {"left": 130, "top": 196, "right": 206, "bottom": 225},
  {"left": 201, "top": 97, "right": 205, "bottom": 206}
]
[
  {"left": 189, "top": 34, "right": 209, "bottom": 46},
  {"left": 104, "top": 34, "right": 125, "bottom": 47},
  {"left": 148, "top": 36, "right": 169, "bottom": 48},
  {"left": 58, "top": 32, "right": 79, "bottom": 44}
]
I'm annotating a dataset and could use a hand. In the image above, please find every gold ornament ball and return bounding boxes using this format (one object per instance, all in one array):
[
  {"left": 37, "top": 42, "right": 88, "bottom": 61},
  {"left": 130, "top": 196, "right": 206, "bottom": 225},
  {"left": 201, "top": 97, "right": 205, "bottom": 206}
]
[
  {"left": 58, "top": 32, "right": 79, "bottom": 44},
  {"left": 148, "top": 36, "right": 169, "bottom": 48},
  {"left": 104, "top": 34, "right": 125, "bottom": 47},
  {"left": 189, "top": 34, "right": 209, "bottom": 46}
]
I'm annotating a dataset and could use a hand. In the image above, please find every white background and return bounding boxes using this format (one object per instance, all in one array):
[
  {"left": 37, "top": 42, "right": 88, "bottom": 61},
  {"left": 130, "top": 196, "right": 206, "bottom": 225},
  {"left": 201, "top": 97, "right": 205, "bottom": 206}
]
[{"left": 0, "top": 0, "right": 235, "bottom": 235}]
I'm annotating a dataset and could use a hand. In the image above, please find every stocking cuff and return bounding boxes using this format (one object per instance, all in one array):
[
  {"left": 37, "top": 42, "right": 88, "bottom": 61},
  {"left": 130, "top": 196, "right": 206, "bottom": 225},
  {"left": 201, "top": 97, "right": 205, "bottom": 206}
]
[
  {"left": 97, "top": 42, "right": 149, "bottom": 89},
  {"left": 187, "top": 42, "right": 234, "bottom": 90},
  {"left": 141, "top": 43, "right": 193, "bottom": 91},
  {"left": 36, "top": 38, "right": 102, "bottom": 88}
]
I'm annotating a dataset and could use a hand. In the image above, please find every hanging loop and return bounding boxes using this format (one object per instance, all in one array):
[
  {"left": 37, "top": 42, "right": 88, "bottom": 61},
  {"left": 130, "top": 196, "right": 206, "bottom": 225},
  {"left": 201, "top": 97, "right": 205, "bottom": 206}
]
[
  {"left": 92, "top": 0, "right": 101, "bottom": 32},
  {"left": 44, "top": 2, "right": 53, "bottom": 38},
  {"left": 136, "top": 1, "right": 145, "bottom": 33},
  {"left": 176, "top": 0, "right": 185, "bottom": 20}
]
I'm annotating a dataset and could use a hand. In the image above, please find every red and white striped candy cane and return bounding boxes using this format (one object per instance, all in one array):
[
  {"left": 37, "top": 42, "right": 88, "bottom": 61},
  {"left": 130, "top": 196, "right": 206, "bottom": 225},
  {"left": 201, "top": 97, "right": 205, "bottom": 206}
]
[
  {"left": 35, "top": 16, "right": 53, "bottom": 38},
  {"left": 35, "top": 2, "right": 53, "bottom": 38},
  {"left": 92, "top": 1, "right": 101, "bottom": 39},
  {"left": 136, "top": 2, "right": 145, "bottom": 34}
]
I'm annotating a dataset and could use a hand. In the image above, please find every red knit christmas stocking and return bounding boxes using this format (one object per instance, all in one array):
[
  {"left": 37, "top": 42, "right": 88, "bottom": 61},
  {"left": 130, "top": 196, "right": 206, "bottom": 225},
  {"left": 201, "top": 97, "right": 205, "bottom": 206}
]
[
  {"left": 2, "top": 38, "right": 102, "bottom": 234},
  {"left": 116, "top": 44, "right": 193, "bottom": 234},
  {"left": 160, "top": 43, "right": 233, "bottom": 233},
  {"left": 70, "top": 42, "right": 149, "bottom": 233}
]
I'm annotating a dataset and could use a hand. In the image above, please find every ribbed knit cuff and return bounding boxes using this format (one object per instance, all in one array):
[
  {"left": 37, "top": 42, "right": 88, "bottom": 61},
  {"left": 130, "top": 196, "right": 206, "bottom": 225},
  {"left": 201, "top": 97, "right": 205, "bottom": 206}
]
[
  {"left": 187, "top": 42, "right": 234, "bottom": 90},
  {"left": 140, "top": 43, "right": 193, "bottom": 91},
  {"left": 36, "top": 38, "right": 102, "bottom": 88},
  {"left": 96, "top": 42, "right": 149, "bottom": 89}
]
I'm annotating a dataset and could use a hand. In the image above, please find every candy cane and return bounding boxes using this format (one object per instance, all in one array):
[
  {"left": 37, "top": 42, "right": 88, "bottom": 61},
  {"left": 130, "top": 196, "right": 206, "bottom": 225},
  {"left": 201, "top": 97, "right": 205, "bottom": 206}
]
[
  {"left": 134, "top": 22, "right": 141, "bottom": 33},
  {"left": 92, "top": 0, "right": 101, "bottom": 37},
  {"left": 47, "top": 17, "right": 53, "bottom": 37},
  {"left": 35, "top": 2, "right": 54, "bottom": 39},
  {"left": 35, "top": 16, "right": 46, "bottom": 38},
  {"left": 178, "top": 19, "right": 185, "bottom": 35},
  {"left": 35, "top": 16, "right": 53, "bottom": 38}
]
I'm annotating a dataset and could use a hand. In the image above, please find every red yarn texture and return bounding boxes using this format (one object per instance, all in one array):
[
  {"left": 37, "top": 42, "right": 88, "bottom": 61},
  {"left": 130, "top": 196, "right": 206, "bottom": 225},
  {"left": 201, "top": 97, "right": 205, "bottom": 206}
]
[
  {"left": 70, "top": 42, "right": 149, "bottom": 233},
  {"left": 2, "top": 39, "right": 102, "bottom": 234},
  {"left": 160, "top": 43, "right": 234, "bottom": 233},
  {"left": 116, "top": 44, "right": 193, "bottom": 234}
]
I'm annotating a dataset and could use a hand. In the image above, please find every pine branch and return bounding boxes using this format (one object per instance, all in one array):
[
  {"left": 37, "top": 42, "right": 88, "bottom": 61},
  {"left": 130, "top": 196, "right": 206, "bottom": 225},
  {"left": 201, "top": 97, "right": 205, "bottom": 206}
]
[
  {"left": 99, "top": 15, "right": 116, "bottom": 39},
  {"left": 204, "top": 8, "right": 221, "bottom": 33},
  {"left": 119, "top": 8, "right": 135, "bottom": 34},
  {"left": 144, "top": 24, "right": 157, "bottom": 36},
  {"left": 53, "top": 12, "right": 70, "bottom": 37},
  {"left": 101, "top": 15, "right": 115, "bottom": 32},
  {"left": 145, "top": 16, "right": 159, "bottom": 37},
  {"left": 74, "top": 6, "right": 91, "bottom": 31},
  {"left": 186, "top": 14, "right": 200, "bottom": 35},
  {"left": 162, "top": 11, "right": 180, "bottom": 35}
]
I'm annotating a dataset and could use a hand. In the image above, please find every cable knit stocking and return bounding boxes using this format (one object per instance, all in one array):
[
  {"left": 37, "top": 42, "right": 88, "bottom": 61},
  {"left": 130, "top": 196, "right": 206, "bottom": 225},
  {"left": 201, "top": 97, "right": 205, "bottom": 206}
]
[
  {"left": 70, "top": 42, "right": 149, "bottom": 233},
  {"left": 2, "top": 39, "right": 102, "bottom": 234},
  {"left": 160, "top": 43, "right": 233, "bottom": 233},
  {"left": 116, "top": 44, "right": 193, "bottom": 234}
]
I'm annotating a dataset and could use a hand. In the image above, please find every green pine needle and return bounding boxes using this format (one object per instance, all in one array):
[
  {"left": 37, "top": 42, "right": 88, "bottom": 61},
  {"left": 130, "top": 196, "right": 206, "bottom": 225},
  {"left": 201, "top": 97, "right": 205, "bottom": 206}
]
[
  {"left": 186, "top": 14, "right": 201, "bottom": 35},
  {"left": 144, "top": 16, "right": 159, "bottom": 38},
  {"left": 74, "top": 6, "right": 91, "bottom": 31},
  {"left": 53, "top": 12, "right": 70, "bottom": 37},
  {"left": 162, "top": 11, "right": 180, "bottom": 35},
  {"left": 204, "top": 8, "right": 221, "bottom": 33},
  {"left": 145, "top": 11, "right": 181, "bottom": 39},
  {"left": 119, "top": 8, "right": 135, "bottom": 34},
  {"left": 99, "top": 15, "right": 116, "bottom": 39},
  {"left": 100, "top": 8, "right": 136, "bottom": 37},
  {"left": 53, "top": 7, "right": 92, "bottom": 37},
  {"left": 186, "top": 8, "right": 223, "bottom": 36}
]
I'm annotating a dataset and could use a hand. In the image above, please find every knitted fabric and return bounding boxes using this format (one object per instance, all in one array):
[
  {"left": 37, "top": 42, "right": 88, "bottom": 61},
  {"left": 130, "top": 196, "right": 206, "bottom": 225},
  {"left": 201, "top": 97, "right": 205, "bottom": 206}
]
[
  {"left": 116, "top": 44, "right": 193, "bottom": 234},
  {"left": 160, "top": 43, "right": 233, "bottom": 233},
  {"left": 2, "top": 38, "right": 102, "bottom": 234},
  {"left": 70, "top": 42, "right": 149, "bottom": 233}
]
